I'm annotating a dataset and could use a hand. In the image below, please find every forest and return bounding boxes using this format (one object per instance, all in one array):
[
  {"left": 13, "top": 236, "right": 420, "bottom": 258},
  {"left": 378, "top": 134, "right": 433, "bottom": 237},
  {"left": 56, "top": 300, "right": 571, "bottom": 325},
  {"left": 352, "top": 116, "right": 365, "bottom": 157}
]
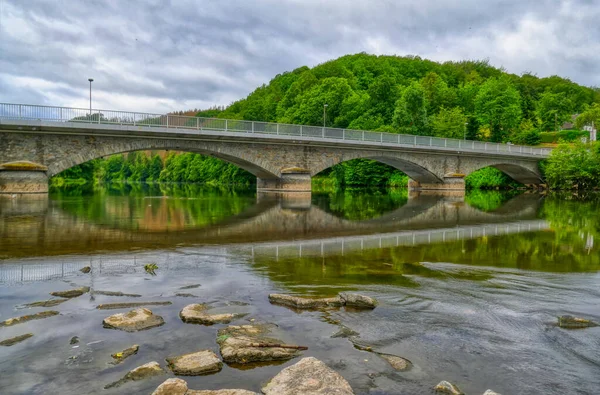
[{"left": 53, "top": 53, "right": 600, "bottom": 189}]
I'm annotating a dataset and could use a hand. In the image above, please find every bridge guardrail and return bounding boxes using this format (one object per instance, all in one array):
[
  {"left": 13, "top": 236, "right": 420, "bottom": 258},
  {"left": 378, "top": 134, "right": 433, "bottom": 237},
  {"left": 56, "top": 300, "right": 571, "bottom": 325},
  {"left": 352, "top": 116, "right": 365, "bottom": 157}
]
[{"left": 0, "top": 103, "right": 552, "bottom": 157}]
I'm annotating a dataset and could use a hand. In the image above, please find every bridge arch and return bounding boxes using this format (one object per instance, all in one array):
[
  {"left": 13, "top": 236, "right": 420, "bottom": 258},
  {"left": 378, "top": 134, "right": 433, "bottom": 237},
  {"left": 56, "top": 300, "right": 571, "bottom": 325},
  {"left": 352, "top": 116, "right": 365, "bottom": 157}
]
[
  {"left": 465, "top": 161, "right": 543, "bottom": 185},
  {"left": 47, "top": 139, "right": 281, "bottom": 180}
]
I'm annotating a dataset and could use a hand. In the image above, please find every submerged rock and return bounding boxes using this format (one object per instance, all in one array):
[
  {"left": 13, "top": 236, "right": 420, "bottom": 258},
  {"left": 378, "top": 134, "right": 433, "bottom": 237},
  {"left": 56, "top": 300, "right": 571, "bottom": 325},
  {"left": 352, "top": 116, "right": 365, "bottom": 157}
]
[
  {"left": 378, "top": 353, "right": 412, "bottom": 371},
  {"left": 94, "top": 290, "right": 142, "bottom": 297},
  {"left": 103, "top": 308, "right": 165, "bottom": 332},
  {"left": 96, "top": 301, "right": 172, "bottom": 310},
  {"left": 261, "top": 356, "right": 354, "bottom": 395},
  {"left": 180, "top": 304, "right": 246, "bottom": 325},
  {"left": 179, "top": 284, "right": 202, "bottom": 289},
  {"left": 152, "top": 378, "right": 188, "bottom": 395},
  {"left": 70, "top": 336, "right": 79, "bottom": 345},
  {"left": 268, "top": 294, "right": 343, "bottom": 309},
  {"left": 0, "top": 310, "right": 59, "bottom": 327},
  {"left": 339, "top": 293, "right": 378, "bottom": 309},
  {"left": 483, "top": 390, "right": 501, "bottom": 395},
  {"left": 217, "top": 324, "right": 304, "bottom": 365},
  {"left": 80, "top": 266, "right": 91, "bottom": 273},
  {"left": 151, "top": 378, "right": 258, "bottom": 395},
  {"left": 110, "top": 344, "right": 139, "bottom": 364},
  {"left": 50, "top": 286, "right": 90, "bottom": 298},
  {"left": 166, "top": 350, "right": 223, "bottom": 376},
  {"left": 558, "top": 315, "right": 599, "bottom": 329},
  {"left": 175, "top": 293, "right": 197, "bottom": 298},
  {"left": 434, "top": 380, "right": 463, "bottom": 394},
  {"left": 0, "top": 333, "right": 33, "bottom": 346},
  {"left": 22, "top": 299, "right": 69, "bottom": 308},
  {"left": 104, "top": 361, "right": 164, "bottom": 389},
  {"left": 331, "top": 326, "right": 359, "bottom": 338}
]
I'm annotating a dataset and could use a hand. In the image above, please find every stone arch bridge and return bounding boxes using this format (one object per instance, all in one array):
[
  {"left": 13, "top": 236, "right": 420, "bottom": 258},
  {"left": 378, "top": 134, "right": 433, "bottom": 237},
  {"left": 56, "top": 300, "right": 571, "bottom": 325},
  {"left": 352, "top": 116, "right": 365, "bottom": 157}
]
[{"left": 0, "top": 104, "right": 550, "bottom": 193}]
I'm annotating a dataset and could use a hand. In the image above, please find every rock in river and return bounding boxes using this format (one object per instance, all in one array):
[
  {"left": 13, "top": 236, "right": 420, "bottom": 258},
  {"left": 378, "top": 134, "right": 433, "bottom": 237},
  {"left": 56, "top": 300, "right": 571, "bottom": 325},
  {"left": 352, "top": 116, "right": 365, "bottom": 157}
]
[
  {"left": 50, "top": 286, "right": 90, "bottom": 298},
  {"left": 378, "top": 353, "right": 412, "bottom": 371},
  {"left": 94, "top": 290, "right": 142, "bottom": 297},
  {"left": 80, "top": 266, "right": 91, "bottom": 273},
  {"left": 261, "top": 356, "right": 354, "bottom": 395},
  {"left": 558, "top": 315, "right": 599, "bottom": 329},
  {"left": 339, "top": 292, "right": 378, "bottom": 309},
  {"left": 103, "top": 308, "right": 165, "bottom": 332},
  {"left": 166, "top": 350, "right": 223, "bottom": 375},
  {"left": 110, "top": 344, "right": 140, "bottom": 364},
  {"left": 434, "top": 380, "right": 463, "bottom": 394},
  {"left": 0, "top": 310, "right": 59, "bottom": 327},
  {"left": 22, "top": 299, "right": 69, "bottom": 308},
  {"left": 0, "top": 333, "right": 33, "bottom": 346},
  {"left": 96, "top": 301, "right": 172, "bottom": 310},
  {"left": 217, "top": 324, "right": 304, "bottom": 365},
  {"left": 483, "top": 390, "right": 502, "bottom": 395},
  {"left": 180, "top": 304, "right": 245, "bottom": 325},
  {"left": 268, "top": 294, "right": 343, "bottom": 309},
  {"left": 151, "top": 378, "right": 258, "bottom": 395},
  {"left": 104, "top": 361, "right": 164, "bottom": 389}
]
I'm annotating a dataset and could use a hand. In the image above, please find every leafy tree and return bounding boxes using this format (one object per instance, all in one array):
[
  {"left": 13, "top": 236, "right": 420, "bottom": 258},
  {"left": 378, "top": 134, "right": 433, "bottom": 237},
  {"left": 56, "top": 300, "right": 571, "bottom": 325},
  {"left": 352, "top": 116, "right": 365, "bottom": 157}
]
[
  {"left": 537, "top": 92, "right": 573, "bottom": 132},
  {"left": 474, "top": 77, "right": 522, "bottom": 142},
  {"left": 545, "top": 141, "right": 600, "bottom": 189},
  {"left": 392, "top": 82, "right": 431, "bottom": 135},
  {"left": 421, "top": 72, "right": 457, "bottom": 113},
  {"left": 510, "top": 119, "right": 541, "bottom": 145},
  {"left": 432, "top": 107, "right": 467, "bottom": 139},
  {"left": 575, "top": 103, "right": 600, "bottom": 131}
]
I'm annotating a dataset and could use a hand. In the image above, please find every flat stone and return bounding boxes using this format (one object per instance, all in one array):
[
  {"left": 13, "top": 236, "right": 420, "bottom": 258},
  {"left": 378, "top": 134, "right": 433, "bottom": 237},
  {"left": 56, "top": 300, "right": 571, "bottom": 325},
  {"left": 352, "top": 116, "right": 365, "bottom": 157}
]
[
  {"left": 331, "top": 326, "right": 359, "bottom": 338},
  {"left": 152, "top": 378, "right": 188, "bottom": 395},
  {"left": 103, "top": 308, "right": 165, "bottom": 332},
  {"left": 558, "top": 315, "right": 599, "bottom": 329},
  {"left": 483, "top": 391, "right": 501, "bottom": 395},
  {"left": 268, "top": 294, "right": 343, "bottom": 309},
  {"left": 0, "top": 333, "right": 33, "bottom": 346},
  {"left": 95, "top": 290, "right": 142, "bottom": 297},
  {"left": 434, "top": 380, "right": 463, "bottom": 394},
  {"left": 104, "top": 361, "right": 165, "bottom": 389},
  {"left": 22, "top": 299, "right": 69, "bottom": 308},
  {"left": 166, "top": 350, "right": 223, "bottom": 376},
  {"left": 50, "top": 286, "right": 90, "bottom": 298},
  {"left": 379, "top": 353, "right": 412, "bottom": 371},
  {"left": 339, "top": 293, "right": 378, "bottom": 309},
  {"left": 0, "top": 310, "right": 59, "bottom": 327},
  {"left": 80, "top": 266, "right": 91, "bottom": 273},
  {"left": 96, "top": 301, "right": 172, "bottom": 310},
  {"left": 175, "top": 293, "right": 197, "bottom": 298},
  {"left": 189, "top": 390, "right": 259, "bottom": 395},
  {"left": 217, "top": 325, "right": 303, "bottom": 364},
  {"left": 261, "top": 356, "right": 354, "bottom": 395},
  {"left": 180, "top": 284, "right": 202, "bottom": 289},
  {"left": 111, "top": 344, "right": 139, "bottom": 364},
  {"left": 180, "top": 304, "right": 245, "bottom": 325}
]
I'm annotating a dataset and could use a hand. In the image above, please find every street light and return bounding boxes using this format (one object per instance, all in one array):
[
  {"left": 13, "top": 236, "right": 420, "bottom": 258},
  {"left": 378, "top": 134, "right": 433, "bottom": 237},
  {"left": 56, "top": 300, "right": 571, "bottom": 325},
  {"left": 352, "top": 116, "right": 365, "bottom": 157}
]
[
  {"left": 464, "top": 122, "right": 468, "bottom": 140},
  {"left": 88, "top": 78, "right": 94, "bottom": 117},
  {"left": 323, "top": 103, "right": 328, "bottom": 127}
]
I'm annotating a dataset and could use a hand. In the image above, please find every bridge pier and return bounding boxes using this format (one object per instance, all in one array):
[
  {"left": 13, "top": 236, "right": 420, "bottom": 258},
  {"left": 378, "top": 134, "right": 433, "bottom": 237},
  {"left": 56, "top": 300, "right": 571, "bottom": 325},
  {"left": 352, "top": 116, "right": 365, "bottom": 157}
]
[
  {"left": 0, "top": 162, "right": 49, "bottom": 194},
  {"left": 257, "top": 168, "right": 312, "bottom": 192},
  {"left": 408, "top": 175, "right": 465, "bottom": 193}
]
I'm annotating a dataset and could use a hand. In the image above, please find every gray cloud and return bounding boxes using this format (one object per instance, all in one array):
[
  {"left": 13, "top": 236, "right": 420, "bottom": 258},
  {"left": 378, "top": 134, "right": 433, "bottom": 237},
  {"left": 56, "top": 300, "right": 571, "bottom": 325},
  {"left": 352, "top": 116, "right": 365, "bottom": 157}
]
[{"left": 1, "top": 0, "right": 598, "bottom": 114}]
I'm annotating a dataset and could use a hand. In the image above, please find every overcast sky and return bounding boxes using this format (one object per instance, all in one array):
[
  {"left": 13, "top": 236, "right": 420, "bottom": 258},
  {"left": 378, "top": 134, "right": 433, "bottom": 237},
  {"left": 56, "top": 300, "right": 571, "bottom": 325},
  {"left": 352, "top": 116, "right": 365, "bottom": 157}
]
[{"left": 1, "top": 0, "right": 598, "bottom": 114}]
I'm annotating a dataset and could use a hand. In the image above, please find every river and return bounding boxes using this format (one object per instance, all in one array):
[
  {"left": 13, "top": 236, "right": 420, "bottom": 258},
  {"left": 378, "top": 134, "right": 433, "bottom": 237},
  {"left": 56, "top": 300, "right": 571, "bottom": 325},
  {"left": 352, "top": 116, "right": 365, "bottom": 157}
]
[{"left": 0, "top": 184, "right": 598, "bottom": 394}]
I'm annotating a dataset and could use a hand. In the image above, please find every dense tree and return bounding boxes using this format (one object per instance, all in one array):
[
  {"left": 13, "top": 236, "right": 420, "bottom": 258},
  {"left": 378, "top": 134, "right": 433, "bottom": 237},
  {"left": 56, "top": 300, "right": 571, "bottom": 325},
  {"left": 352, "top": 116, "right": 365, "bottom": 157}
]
[
  {"left": 432, "top": 107, "right": 467, "bottom": 139},
  {"left": 474, "top": 77, "right": 522, "bottom": 142},
  {"left": 575, "top": 103, "right": 600, "bottom": 131},
  {"left": 537, "top": 92, "right": 573, "bottom": 132},
  {"left": 392, "top": 82, "right": 431, "bottom": 135}
]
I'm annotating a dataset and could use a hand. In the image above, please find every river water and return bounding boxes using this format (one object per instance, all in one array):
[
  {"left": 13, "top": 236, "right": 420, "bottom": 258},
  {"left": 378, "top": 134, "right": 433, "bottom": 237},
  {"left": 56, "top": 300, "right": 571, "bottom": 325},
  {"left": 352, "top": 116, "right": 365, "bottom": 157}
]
[{"left": 0, "top": 185, "right": 598, "bottom": 394}]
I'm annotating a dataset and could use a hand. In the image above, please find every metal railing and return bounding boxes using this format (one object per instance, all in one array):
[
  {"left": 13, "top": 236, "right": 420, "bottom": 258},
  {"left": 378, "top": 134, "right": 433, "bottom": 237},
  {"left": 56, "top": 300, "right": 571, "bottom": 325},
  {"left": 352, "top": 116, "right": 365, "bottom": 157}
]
[{"left": 0, "top": 103, "right": 552, "bottom": 157}]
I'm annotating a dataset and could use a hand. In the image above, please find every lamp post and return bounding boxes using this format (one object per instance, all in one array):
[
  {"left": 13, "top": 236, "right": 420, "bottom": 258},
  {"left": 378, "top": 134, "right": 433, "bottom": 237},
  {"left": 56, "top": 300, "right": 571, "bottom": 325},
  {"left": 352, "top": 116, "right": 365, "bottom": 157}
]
[
  {"left": 323, "top": 103, "right": 328, "bottom": 127},
  {"left": 464, "top": 122, "right": 468, "bottom": 140},
  {"left": 88, "top": 78, "right": 94, "bottom": 117}
]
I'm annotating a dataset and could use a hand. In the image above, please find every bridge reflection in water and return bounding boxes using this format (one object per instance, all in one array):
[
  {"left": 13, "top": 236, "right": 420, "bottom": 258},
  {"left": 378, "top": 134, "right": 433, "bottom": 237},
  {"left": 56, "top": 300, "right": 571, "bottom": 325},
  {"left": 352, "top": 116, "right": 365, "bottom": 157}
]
[{"left": 0, "top": 191, "right": 548, "bottom": 283}]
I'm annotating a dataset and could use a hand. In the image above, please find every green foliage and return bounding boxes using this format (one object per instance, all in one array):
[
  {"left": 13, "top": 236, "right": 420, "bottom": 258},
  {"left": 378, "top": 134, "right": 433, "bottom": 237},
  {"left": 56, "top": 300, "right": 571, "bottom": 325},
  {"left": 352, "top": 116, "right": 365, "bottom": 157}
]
[
  {"left": 537, "top": 91, "right": 573, "bottom": 132},
  {"left": 510, "top": 119, "right": 541, "bottom": 145},
  {"left": 393, "top": 82, "right": 431, "bottom": 135},
  {"left": 313, "top": 159, "right": 409, "bottom": 189},
  {"left": 545, "top": 141, "right": 600, "bottom": 189},
  {"left": 465, "top": 167, "right": 522, "bottom": 189},
  {"left": 540, "top": 130, "right": 590, "bottom": 144},
  {"left": 432, "top": 106, "right": 467, "bottom": 138},
  {"left": 574, "top": 103, "right": 600, "bottom": 130},
  {"left": 474, "top": 77, "right": 522, "bottom": 142}
]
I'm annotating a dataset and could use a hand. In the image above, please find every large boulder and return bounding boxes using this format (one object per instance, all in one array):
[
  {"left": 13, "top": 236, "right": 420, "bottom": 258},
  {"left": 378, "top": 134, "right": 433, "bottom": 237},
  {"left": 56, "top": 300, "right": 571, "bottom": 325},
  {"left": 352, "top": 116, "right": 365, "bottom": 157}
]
[
  {"left": 152, "top": 378, "right": 188, "bottom": 395},
  {"left": 102, "top": 308, "right": 165, "bottom": 332},
  {"left": 558, "top": 315, "right": 599, "bottom": 329},
  {"left": 268, "top": 294, "right": 342, "bottom": 309},
  {"left": 166, "top": 350, "right": 223, "bottom": 375},
  {"left": 50, "top": 286, "right": 90, "bottom": 298},
  {"left": 217, "top": 325, "right": 303, "bottom": 364},
  {"left": 434, "top": 380, "right": 463, "bottom": 394},
  {"left": 339, "top": 293, "right": 377, "bottom": 309},
  {"left": 180, "top": 304, "right": 245, "bottom": 325},
  {"left": 261, "top": 356, "right": 354, "bottom": 395},
  {"left": 105, "top": 361, "right": 164, "bottom": 389}
]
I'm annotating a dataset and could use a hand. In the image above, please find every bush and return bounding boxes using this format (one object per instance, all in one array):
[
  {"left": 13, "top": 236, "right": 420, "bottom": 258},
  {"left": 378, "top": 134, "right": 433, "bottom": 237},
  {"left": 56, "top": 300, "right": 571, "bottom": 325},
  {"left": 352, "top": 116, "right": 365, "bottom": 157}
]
[
  {"left": 465, "top": 167, "right": 521, "bottom": 189},
  {"left": 540, "top": 130, "right": 590, "bottom": 144}
]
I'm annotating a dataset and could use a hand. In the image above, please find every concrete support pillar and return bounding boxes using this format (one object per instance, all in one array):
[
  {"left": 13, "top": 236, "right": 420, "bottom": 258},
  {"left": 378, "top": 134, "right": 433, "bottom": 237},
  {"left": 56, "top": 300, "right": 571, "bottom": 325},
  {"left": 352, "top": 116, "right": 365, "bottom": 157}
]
[
  {"left": 0, "top": 162, "right": 49, "bottom": 194},
  {"left": 408, "top": 175, "right": 465, "bottom": 193},
  {"left": 257, "top": 168, "right": 312, "bottom": 192}
]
